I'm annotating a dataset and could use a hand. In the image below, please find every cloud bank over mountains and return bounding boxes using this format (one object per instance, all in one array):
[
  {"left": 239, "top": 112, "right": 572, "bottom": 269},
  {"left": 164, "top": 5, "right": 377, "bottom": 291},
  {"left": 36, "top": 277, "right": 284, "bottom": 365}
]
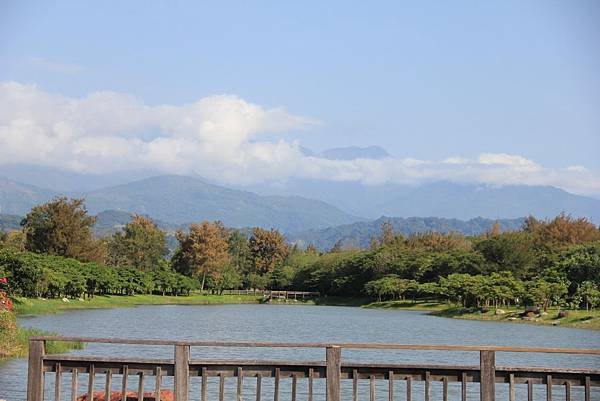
[{"left": 1, "top": 81, "right": 598, "bottom": 196}]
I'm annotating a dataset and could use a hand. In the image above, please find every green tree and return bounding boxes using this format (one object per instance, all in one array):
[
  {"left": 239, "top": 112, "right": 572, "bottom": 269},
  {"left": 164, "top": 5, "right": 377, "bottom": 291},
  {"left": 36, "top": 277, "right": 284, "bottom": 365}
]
[
  {"left": 575, "top": 281, "right": 600, "bottom": 311},
  {"left": 172, "top": 221, "right": 230, "bottom": 291},
  {"left": 209, "top": 264, "right": 243, "bottom": 294},
  {"left": 248, "top": 227, "right": 288, "bottom": 275},
  {"left": 526, "top": 279, "right": 568, "bottom": 312},
  {"left": 21, "top": 197, "right": 103, "bottom": 262},
  {"left": 108, "top": 215, "right": 168, "bottom": 271},
  {"left": 475, "top": 232, "right": 536, "bottom": 277},
  {"left": 228, "top": 230, "right": 251, "bottom": 276}
]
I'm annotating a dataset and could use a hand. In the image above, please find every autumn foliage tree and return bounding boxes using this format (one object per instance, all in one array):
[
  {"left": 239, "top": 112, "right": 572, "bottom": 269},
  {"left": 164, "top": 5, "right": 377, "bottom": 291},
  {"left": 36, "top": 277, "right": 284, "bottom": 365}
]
[
  {"left": 172, "top": 221, "right": 230, "bottom": 291},
  {"left": 21, "top": 197, "right": 104, "bottom": 263},
  {"left": 108, "top": 215, "right": 168, "bottom": 271},
  {"left": 248, "top": 227, "right": 288, "bottom": 274},
  {"left": 524, "top": 213, "right": 600, "bottom": 248}
]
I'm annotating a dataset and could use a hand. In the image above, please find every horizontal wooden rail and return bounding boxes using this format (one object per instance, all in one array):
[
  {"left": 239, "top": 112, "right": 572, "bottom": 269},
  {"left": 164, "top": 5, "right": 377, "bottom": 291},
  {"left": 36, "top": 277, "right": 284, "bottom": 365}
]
[
  {"left": 27, "top": 337, "right": 600, "bottom": 401},
  {"left": 28, "top": 336, "right": 600, "bottom": 354}
]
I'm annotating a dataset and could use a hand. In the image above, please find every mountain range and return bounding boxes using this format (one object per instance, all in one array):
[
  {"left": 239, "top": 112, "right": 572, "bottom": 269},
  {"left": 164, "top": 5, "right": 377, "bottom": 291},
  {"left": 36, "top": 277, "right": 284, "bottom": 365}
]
[
  {"left": 288, "top": 216, "right": 526, "bottom": 251},
  {"left": 1, "top": 148, "right": 600, "bottom": 234},
  {"left": 246, "top": 179, "right": 600, "bottom": 222},
  {"left": 0, "top": 175, "right": 361, "bottom": 233}
]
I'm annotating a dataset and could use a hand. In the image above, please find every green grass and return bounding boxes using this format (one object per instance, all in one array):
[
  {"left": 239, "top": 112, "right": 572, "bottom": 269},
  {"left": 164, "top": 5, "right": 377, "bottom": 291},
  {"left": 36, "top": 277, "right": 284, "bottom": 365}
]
[
  {"left": 11, "top": 294, "right": 599, "bottom": 332},
  {"left": 430, "top": 306, "right": 600, "bottom": 330},
  {"left": 363, "top": 300, "right": 446, "bottom": 311},
  {"left": 1, "top": 311, "right": 83, "bottom": 359},
  {"left": 15, "top": 327, "right": 84, "bottom": 357},
  {"left": 13, "top": 293, "right": 262, "bottom": 316}
]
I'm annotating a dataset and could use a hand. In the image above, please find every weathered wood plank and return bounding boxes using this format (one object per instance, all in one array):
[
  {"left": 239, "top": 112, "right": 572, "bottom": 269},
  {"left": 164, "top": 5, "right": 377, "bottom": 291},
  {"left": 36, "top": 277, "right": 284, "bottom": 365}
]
[
  {"left": 105, "top": 371, "right": 112, "bottom": 401},
  {"left": 174, "top": 345, "right": 190, "bottom": 401},
  {"left": 406, "top": 376, "right": 412, "bottom": 401},
  {"left": 71, "top": 369, "right": 78, "bottom": 401},
  {"left": 219, "top": 373, "right": 225, "bottom": 401},
  {"left": 237, "top": 367, "right": 244, "bottom": 401},
  {"left": 137, "top": 372, "right": 144, "bottom": 401},
  {"left": 546, "top": 374, "right": 552, "bottom": 401},
  {"left": 443, "top": 376, "right": 448, "bottom": 401},
  {"left": 291, "top": 374, "right": 297, "bottom": 401},
  {"left": 509, "top": 373, "right": 515, "bottom": 401},
  {"left": 369, "top": 375, "right": 375, "bottom": 401},
  {"left": 154, "top": 367, "right": 161, "bottom": 401},
  {"left": 274, "top": 368, "right": 280, "bottom": 401},
  {"left": 480, "top": 350, "right": 495, "bottom": 401},
  {"left": 352, "top": 369, "right": 358, "bottom": 401},
  {"left": 424, "top": 371, "right": 430, "bottom": 401},
  {"left": 88, "top": 364, "right": 95, "bottom": 400},
  {"left": 55, "top": 363, "right": 61, "bottom": 401},
  {"left": 255, "top": 374, "right": 261, "bottom": 401},
  {"left": 388, "top": 371, "right": 394, "bottom": 401},
  {"left": 308, "top": 368, "right": 313, "bottom": 401},
  {"left": 121, "top": 365, "right": 128, "bottom": 401},
  {"left": 326, "top": 346, "right": 341, "bottom": 401},
  {"left": 585, "top": 376, "right": 590, "bottom": 401},
  {"left": 30, "top": 336, "right": 600, "bottom": 355},
  {"left": 565, "top": 381, "right": 571, "bottom": 401},
  {"left": 201, "top": 367, "right": 207, "bottom": 401},
  {"left": 528, "top": 379, "right": 533, "bottom": 401},
  {"left": 27, "top": 339, "right": 45, "bottom": 401}
]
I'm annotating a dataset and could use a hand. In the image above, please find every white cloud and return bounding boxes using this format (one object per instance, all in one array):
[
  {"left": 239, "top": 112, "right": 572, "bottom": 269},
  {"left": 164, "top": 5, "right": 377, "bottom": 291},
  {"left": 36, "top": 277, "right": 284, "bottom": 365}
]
[{"left": 1, "top": 81, "right": 599, "bottom": 196}]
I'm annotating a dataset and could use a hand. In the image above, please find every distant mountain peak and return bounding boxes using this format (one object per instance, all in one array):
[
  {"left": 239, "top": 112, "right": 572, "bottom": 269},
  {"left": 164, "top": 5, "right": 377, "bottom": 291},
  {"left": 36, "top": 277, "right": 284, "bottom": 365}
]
[{"left": 318, "top": 146, "right": 391, "bottom": 160}]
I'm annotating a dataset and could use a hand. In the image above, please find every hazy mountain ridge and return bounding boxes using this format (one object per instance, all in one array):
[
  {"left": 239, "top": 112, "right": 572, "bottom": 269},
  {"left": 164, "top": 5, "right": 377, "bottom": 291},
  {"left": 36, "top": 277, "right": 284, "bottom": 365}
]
[
  {"left": 0, "top": 176, "right": 58, "bottom": 215},
  {"left": 247, "top": 179, "right": 600, "bottom": 222},
  {"left": 0, "top": 213, "right": 21, "bottom": 232},
  {"left": 288, "top": 216, "right": 527, "bottom": 251},
  {"left": 2, "top": 165, "right": 599, "bottom": 234},
  {"left": 0, "top": 175, "right": 361, "bottom": 233}
]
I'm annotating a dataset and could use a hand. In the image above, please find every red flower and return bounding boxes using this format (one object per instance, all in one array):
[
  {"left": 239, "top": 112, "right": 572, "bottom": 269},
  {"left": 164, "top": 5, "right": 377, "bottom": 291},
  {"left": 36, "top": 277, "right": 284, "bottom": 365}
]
[{"left": 0, "top": 277, "right": 7, "bottom": 284}]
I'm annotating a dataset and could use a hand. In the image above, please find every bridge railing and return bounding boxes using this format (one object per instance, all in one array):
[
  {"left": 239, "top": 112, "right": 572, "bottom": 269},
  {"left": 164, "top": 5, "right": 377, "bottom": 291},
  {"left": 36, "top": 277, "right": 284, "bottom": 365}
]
[{"left": 27, "top": 337, "right": 600, "bottom": 401}]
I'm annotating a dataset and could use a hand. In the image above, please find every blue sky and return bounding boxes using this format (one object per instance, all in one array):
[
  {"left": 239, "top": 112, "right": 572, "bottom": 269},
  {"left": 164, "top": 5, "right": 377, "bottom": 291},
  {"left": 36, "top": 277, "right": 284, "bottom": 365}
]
[{"left": 0, "top": 1, "right": 599, "bottom": 194}]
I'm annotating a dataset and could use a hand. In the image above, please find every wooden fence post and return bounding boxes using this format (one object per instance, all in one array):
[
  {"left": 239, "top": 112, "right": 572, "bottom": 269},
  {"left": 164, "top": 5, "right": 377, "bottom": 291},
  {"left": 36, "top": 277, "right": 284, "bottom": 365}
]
[
  {"left": 27, "top": 339, "right": 46, "bottom": 401},
  {"left": 174, "top": 344, "right": 190, "bottom": 401},
  {"left": 480, "top": 350, "right": 495, "bottom": 401},
  {"left": 326, "top": 346, "right": 341, "bottom": 401}
]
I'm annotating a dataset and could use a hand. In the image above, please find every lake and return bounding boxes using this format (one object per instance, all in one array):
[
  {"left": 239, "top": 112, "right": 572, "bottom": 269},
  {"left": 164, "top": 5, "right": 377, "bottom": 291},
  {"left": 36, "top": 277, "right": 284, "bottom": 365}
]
[{"left": 1, "top": 304, "right": 599, "bottom": 401}]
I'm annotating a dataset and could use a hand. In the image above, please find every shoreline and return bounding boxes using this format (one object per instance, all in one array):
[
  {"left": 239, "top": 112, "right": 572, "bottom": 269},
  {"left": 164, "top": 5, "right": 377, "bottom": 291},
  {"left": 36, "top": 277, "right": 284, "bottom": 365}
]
[
  {"left": 11, "top": 293, "right": 600, "bottom": 329},
  {"left": 3, "top": 293, "right": 598, "bottom": 360}
]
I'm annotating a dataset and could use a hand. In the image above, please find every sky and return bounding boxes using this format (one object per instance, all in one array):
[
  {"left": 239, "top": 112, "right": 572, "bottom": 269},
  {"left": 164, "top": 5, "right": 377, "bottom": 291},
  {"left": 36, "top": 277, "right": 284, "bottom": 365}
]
[{"left": 1, "top": 1, "right": 599, "bottom": 195}]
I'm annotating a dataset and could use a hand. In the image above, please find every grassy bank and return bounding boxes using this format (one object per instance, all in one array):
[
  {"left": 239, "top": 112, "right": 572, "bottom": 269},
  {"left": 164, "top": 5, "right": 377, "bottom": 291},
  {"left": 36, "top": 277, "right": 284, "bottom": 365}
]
[
  {"left": 13, "top": 293, "right": 262, "bottom": 316},
  {"left": 0, "top": 312, "right": 83, "bottom": 359},
  {"left": 11, "top": 294, "right": 599, "bottom": 332},
  {"left": 359, "top": 299, "right": 599, "bottom": 330},
  {"left": 432, "top": 305, "right": 600, "bottom": 330}
]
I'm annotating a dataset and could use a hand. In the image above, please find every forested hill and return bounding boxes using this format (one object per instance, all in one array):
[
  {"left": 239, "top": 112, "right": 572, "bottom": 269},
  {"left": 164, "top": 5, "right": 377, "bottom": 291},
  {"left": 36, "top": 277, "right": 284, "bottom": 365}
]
[
  {"left": 0, "top": 175, "right": 362, "bottom": 233},
  {"left": 288, "top": 216, "right": 526, "bottom": 250}
]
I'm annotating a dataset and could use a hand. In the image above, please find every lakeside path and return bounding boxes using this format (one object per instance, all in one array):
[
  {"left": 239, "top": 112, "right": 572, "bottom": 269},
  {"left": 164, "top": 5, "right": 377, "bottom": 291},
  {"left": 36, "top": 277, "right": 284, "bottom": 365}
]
[{"left": 14, "top": 294, "right": 600, "bottom": 330}]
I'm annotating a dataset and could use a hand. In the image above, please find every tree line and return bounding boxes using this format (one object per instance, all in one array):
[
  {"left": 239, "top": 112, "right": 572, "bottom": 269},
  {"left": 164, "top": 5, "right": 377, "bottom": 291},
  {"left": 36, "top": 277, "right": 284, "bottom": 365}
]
[{"left": 0, "top": 197, "right": 599, "bottom": 311}]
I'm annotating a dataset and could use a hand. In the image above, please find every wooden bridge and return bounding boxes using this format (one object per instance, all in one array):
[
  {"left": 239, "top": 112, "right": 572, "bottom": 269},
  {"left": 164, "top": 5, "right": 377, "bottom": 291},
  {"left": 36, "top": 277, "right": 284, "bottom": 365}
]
[
  {"left": 27, "top": 337, "right": 600, "bottom": 401},
  {"left": 265, "top": 291, "right": 320, "bottom": 301},
  {"left": 219, "top": 290, "right": 320, "bottom": 301}
]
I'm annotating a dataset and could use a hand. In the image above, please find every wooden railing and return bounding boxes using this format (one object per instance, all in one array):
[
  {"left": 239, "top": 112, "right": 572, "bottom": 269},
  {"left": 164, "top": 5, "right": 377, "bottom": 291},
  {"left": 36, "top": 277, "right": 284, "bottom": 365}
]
[
  {"left": 27, "top": 337, "right": 600, "bottom": 401},
  {"left": 218, "top": 290, "right": 320, "bottom": 300}
]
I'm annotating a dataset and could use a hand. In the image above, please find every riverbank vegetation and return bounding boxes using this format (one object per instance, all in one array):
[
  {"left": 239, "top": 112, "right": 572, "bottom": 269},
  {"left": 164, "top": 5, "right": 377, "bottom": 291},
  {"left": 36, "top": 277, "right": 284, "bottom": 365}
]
[
  {"left": 1, "top": 197, "right": 599, "bottom": 331},
  {"left": 13, "top": 293, "right": 261, "bottom": 316},
  {"left": 1, "top": 278, "right": 83, "bottom": 359}
]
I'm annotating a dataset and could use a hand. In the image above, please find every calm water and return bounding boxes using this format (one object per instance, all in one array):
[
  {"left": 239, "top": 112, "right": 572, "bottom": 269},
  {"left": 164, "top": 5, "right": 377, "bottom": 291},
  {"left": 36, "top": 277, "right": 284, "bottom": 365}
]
[{"left": 1, "top": 304, "right": 599, "bottom": 401}]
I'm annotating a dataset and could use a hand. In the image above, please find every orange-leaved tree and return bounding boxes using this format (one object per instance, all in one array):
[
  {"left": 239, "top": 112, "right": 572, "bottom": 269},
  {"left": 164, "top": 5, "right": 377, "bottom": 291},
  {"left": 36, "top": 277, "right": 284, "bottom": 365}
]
[{"left": 172, "top": 221, "right": 230, "bottom": 291}]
